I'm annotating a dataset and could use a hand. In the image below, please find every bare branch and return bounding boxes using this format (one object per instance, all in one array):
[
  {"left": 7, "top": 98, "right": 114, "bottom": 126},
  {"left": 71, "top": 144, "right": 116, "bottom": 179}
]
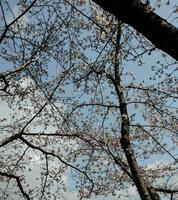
[
  {"left": 19, "top": 136, "right": 94, "bottom": 198},
  {"left": 0, "top": 171, "right": 30, "bottom": 200},
  {"left": 0, "top": 0, "right": 37, "bottom": 44}
]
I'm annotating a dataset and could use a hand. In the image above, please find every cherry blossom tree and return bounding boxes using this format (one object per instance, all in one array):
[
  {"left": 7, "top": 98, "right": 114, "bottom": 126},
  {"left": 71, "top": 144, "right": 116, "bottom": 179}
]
[{"left": 0, "top": 0, "right": 178, "bottom": 199}]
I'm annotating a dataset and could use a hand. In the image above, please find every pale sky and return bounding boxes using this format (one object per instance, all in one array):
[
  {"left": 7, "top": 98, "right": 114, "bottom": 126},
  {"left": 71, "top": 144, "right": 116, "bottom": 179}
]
[{"left": 0, "top": 0, "right": 178, "bottom": 199}]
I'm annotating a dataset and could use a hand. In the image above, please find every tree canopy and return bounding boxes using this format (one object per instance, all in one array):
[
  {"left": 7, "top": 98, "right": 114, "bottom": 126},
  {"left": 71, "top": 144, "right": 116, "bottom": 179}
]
[{"left": 0, "top": 0, "right": 178, "bottom": 200}]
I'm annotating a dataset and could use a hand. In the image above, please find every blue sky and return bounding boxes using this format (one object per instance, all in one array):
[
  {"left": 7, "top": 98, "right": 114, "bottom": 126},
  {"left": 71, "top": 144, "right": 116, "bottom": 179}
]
[{"left": 0, "top": 0, "right": 178, "bottom": 199}]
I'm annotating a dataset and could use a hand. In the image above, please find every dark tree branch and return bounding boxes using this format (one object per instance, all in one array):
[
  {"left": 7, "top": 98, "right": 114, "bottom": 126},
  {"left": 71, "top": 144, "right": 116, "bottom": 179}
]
[
  {"left": 0, "top": 133, "right": 21, "bottom": 148},
  {"left": 19, "top": 136, "right": 94, "bottom": 198},
  {"left": 40, "top": 154, "right": 49, "bottom": 200},
  {"left": 0, "top": 171, "right": 30, "bottom": 200},
  {"left": 139, "top": 125, "right": 178, "bottom": 162},
  {"left": 0, "top": 0, "right": 37, "bottom": 44},
  {"left": 92, "top": 0, "right": 178, "bottom": 61},
  {"left": 0, "top": 74, "right": 9, "bottom": 92},
  {"left": 153, "top": 187, "right": 178, "bottom": 194}
]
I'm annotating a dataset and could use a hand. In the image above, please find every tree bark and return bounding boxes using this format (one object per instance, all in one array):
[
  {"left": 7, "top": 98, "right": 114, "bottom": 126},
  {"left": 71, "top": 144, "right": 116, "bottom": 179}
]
[
  {"left": 108, "top": 23, "right": 153, "bottom": 200},
  {"left": 92, "top": 0, "right": 178, "bottom": 61}
]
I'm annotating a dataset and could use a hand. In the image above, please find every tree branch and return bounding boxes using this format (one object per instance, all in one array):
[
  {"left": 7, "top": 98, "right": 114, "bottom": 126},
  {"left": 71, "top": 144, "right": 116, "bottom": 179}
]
[
  {"left": 0, "top": 0, "right": 37, "bottom": 44},
  {"left": 19, "top": 136, "right": 94, "bottom": 198},
  {"left": 0, "top": 171, "right": 30, "bottom": 200},
  {"left": 153, "top": 187, "right": 178, "bottom": 194},
  {"left": 92, "top": 0, "right": 178, "bottom": 61}
]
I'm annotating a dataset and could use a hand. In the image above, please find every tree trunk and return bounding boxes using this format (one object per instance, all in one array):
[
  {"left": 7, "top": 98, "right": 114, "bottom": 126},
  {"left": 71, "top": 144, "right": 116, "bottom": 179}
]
[
  {"left": 92, "top": 0, "right": 178, "bottom": 61},
  {"left": 114, "top": 83, "right": 152, "bottom": 200},
  {"left": 109, "top": 23, "right": 153, "bottom": 200}
]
